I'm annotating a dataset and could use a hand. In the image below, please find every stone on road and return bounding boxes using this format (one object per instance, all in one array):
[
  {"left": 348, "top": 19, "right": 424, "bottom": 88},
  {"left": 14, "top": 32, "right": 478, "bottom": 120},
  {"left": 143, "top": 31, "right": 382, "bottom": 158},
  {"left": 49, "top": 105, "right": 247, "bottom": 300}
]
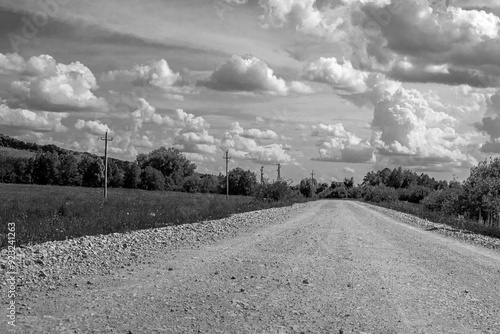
[{"left": 7, "top": 201, "right": 500, "bottom": 333}]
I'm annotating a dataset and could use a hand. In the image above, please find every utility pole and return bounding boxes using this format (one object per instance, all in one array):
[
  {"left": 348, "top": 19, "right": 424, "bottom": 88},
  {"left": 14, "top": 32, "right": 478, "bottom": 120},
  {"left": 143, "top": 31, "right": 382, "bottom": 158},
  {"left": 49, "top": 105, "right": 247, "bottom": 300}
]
[
  {"left": 276, "top": 163, "right": 281, "bottom": 181},
  {"left": 100, "top": 131, "right": 113, "bottom": 200},
  {"left": 260, "top": 166, "right": 264, "bottom": 185},
  {"left": 223, "top": 150, "right": 231, "bottom": 200},
  {"left": 311, "top": 170, "right": 315, "bottom": 182}
]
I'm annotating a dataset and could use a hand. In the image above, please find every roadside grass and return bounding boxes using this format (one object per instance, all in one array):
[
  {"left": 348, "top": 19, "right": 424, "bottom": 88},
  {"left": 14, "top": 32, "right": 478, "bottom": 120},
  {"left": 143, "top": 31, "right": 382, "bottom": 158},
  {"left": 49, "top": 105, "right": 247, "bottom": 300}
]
[
  {"left": 369, "top": 200, "right": 500, "bottom": 239},
  {"left": 0, "top": 184, "right": 307, "bottom": 248}
]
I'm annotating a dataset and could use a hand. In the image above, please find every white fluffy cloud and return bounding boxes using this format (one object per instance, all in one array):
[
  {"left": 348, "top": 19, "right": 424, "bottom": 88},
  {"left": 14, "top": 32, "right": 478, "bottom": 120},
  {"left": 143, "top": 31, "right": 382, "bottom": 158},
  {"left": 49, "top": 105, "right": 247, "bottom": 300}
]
[
  {"left": 343, "top": 167, "right": 355, "bottom": 174},
  {"left": 303, "top": 57, "right": 372, "bottom": 94},
  {"left": 74, "top": 119, "right": 110, "bottom": 136},
  {"left": 103, "top": 59, "right": 189, "bottom": 100},
  {"left": 1, "top": 53, "right": 107, "bottom": 112},
  {"left": 0, "top": 102, "right": 68, "bottom": 132},
  {"left": 173, "top": 110, "right": 217, "bottom": 155},
  {"left": 371, "top": 86, "right": 476, "bottom": 167},
  {"left": 221, "top": 122, "right": 293, "bottom": 164},
  {"left": 258, "top": 0, "right": 346, "bottom": 38},
  {"left": 475, "top": 90, "right": 500, "bottom": 152},
  {"left": 0, "top": 53, "right": 26, "bottom": 74},
  {"left": 241, "top": 128, "right": 278, "bottom": 140},
  {"left": 352, "top": 1, "right": 500, "bottom": 86},
  {"left": 131, "top": 98, "right": 175, "bottom": 131},
  {"left": 311, "top": 122, "right": 375, "bottom": 163},
  {"left": 250, "top": 1, "right": 500, "bottom": 87},
  {"left": 198, "top": 55, "right": 312, "bottom": 95}
]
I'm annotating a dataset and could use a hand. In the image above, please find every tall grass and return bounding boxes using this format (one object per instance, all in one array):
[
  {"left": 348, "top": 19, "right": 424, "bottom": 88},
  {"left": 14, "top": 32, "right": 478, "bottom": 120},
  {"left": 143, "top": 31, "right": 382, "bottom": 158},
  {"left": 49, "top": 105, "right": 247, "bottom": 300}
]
[
  {"left": 0, "top": 184, "right": 304, "bottom": 248},
  {"left": 371, "top": 200, "right": 500, "bottom": 239}
]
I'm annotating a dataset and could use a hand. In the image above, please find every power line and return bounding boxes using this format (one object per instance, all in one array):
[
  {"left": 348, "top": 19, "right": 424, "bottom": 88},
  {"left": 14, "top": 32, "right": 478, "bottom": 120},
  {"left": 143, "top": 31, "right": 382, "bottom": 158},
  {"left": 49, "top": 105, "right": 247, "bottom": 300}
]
[
  {"left": 100, "top": 131, "right": 113, "bottom": 200},
  {"left": 223, "top": 150, "right": 231, "bottom": 200}
]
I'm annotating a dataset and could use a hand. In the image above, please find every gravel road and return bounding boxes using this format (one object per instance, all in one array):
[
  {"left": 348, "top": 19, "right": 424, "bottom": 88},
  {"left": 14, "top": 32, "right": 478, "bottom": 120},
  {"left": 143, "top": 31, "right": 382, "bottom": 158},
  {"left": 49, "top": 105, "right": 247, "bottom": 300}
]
[{"left": 3, "top": 200, "right": 500, "bottom": 334}]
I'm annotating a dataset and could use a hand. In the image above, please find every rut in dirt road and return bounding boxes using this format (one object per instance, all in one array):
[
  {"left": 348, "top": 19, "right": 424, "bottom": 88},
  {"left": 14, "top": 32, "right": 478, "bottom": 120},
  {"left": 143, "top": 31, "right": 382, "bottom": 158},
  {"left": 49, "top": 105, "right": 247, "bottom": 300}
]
[{"left": 8, "top": 200, "right": 500, "bottom": 334}]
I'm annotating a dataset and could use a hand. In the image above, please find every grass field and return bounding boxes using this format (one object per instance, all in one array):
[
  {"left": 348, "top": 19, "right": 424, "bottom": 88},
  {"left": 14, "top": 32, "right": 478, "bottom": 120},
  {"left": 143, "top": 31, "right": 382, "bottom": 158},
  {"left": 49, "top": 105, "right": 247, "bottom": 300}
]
[{"left": 0, "top": 184, "right": 303, "bottom": 248}]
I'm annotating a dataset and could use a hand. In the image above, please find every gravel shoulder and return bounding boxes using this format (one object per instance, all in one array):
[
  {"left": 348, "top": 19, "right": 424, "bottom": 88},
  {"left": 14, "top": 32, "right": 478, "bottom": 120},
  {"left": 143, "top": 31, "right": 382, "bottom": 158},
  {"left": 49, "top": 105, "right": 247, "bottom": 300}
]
[{"left": 2, "top": 200, "right": 500, "bottom": 333}]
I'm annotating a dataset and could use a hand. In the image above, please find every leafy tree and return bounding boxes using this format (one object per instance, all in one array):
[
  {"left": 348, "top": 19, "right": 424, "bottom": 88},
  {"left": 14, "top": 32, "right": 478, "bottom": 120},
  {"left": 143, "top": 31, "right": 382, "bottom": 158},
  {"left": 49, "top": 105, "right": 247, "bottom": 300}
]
[
  {"left": 316, "top": 182, "right": 329, "bottom": 194},
  {"left": 198, "top": 174, "right": 219, "bottom": 193},
  {"left": 387, "top": 166, "right": 404, "bottom": 189},
  {"left": 223, "top": 168, "right": 257, "bottom": 196},
  {"left": 139, "top": 166, "right": 165, "bottom": 191},
  {"left": 417, "top": 173, "right": 437, "bottom": 190},
  {"left": 107, "top": 159, "right": 124, "bottom": 188},
  {"left": 137, "top": 147, "right": 196, "bottom": 188},
  {"left": 362, "top": 171, "right": 380, "bottom": 187},
  {"left": 32, "top": 151, "right": 60, "bottom": 185},
  {"left": 123, "top": 162, "right": 142, "bottom": 189},
  {"left": 299, "top": 178, "right": 317, "bottom": 198},
  {"left": 59, "top": 154, "right": 81, "bottom": 186},
  {"left": 13, "top": 157, "right": 33, "bottom": 184},
  {"left": 81, "top": 156, "right": 104, "bottom": 188},
  {"left": 401, "top": 169, "right": 418, "bottom": 188},
  {"left": 348, "top": 186, "right": 363, "bottom": 199},
  {"left": 343, "top": 177, "right": 354, "bottom": 189},
  {"left": 421, "top": 187, "right": 464, "bottom": 215},
  {"left": 462, "top": 158, "right": 500, "bottom": 220},
  {"left": 182, "top": 174, "right": 201, "bottom": 193}
]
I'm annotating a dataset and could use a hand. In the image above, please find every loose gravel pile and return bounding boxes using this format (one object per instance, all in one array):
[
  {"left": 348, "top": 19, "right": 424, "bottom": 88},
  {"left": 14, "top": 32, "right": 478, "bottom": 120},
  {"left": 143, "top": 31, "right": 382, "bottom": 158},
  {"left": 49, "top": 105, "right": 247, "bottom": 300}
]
[
  {"left": 364, "top": 202, "right": 500, "bottom": 250},
  {"left": 0, "top": 204, "right": 305, "bottom": 297}
]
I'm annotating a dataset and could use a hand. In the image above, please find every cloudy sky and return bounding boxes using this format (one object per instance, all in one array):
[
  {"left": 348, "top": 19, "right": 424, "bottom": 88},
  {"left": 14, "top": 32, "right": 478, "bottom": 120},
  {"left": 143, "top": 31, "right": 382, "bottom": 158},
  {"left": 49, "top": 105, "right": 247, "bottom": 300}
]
[{"left": 1, "top": 0, "right": 499, "bottom": 184}]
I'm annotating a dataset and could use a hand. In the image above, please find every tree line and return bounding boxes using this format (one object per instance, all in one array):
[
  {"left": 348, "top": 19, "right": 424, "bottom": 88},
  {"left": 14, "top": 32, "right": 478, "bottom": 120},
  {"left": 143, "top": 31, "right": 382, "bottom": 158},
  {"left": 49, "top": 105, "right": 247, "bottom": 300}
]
[{"left": 2, "top": 134, "right": 500, "bottom": 224}]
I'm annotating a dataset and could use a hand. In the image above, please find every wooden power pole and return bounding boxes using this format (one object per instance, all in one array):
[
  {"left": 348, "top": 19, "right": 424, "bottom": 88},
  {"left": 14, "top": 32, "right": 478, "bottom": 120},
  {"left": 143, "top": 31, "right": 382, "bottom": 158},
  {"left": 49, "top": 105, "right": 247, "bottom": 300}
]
[
  {"left": 223, "top": 150, "right": 231, "bottom": 200},
  {"left": 276, "top": 163, "right": 281, "bottom": 181},
  {"left": 260, "top": 166, "right": 264, "bottom": 185},
  {"left": 100, "top": 131, "right": 113, "bottom": 199},
  {"left": 311, "top": 170, "right": 315, "bottom": 182}
]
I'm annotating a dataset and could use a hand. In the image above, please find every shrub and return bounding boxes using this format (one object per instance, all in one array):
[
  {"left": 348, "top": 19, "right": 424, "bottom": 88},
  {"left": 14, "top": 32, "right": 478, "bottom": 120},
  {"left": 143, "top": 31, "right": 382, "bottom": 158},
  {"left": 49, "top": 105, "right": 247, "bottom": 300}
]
[
  {"left": 253, "top": 180, "right": 302, "bottom": 202},
  {"left": 363, "top": 185, "right": 398, "bottom": 203},
  {"left": 348, "top": 186, "right": 363, "bottom": 199},
  {"left": 318, "top": 188, "right": 333, "bottom": 199},
  {"left": 421, "top": 187, "right": 464, "bottom": 215}
]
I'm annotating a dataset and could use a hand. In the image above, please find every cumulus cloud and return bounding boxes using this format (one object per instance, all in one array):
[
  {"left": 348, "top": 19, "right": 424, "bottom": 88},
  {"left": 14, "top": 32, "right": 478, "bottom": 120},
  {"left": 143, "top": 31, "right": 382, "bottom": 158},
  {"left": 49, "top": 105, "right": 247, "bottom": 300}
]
[
  {"left": 0, "top": 53, "right": 26, "bottom": 74},
  {"left": 183, "top": 152, "right": 216, "bottom": 163},
  {"left": 258, "top": 0, "right": 347, "bottom": 39},
  {"left": 343, "top": 167, "right": 355, "bottom": 174},
  {"left": 351, "top": 0, "right": 500, "bottom": 87},
  {"left": 0, "top": 102, "right": 68, "bottom": 132},
  {"left": 241, "top": 128, "right": 278, "bottom": 140},
  {"left": 311, "top": 122, "right": 375, "bottom": 163},
  {"left": 371, "top": 86, "right": 476, "bottom": 167},
  {"left": 103, "top": 59, "right": 189, "bottom": 100},
  {"left": 197, "top": 55, "right": 312, "bottom": 95},
  {"left": 250, "top": 1, "right": 500, "bottom": 87},
  {"left": 173, "top": 110, "right": 217, "bottom": 155},
  {"left": 303, "top": 57, "right": 372, "bottom": 94},
  {"left": 221, "top": 122, "right": 293, "bottom": 164},
  {"left": 130, "top": 98, "right": 175, "bottom": 131},
  {"left": 74, "top": 119, "right": 110, "bottom": 136},
  {"left": 2, "top": 53, "right": 108, "bottom": 112},
  {"left": 475, "top": 90, "right": 500, "bottom": 152}
]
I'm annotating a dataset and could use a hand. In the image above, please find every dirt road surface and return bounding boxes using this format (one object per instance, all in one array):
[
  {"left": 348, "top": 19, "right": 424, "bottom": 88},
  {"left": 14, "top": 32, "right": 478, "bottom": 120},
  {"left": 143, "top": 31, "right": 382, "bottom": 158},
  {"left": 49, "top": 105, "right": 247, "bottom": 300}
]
[{"left": 7, "top": 201, "right": 500, "bottom": 333}]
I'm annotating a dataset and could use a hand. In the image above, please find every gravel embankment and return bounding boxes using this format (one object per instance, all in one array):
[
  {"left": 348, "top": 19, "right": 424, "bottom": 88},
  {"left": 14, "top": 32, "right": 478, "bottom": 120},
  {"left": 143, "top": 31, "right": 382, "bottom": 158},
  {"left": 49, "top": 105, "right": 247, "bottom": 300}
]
[
  {"left": 363, "top": 202, "right": 500, "bottom": 250},
  {"left": 0, "top": 204, "right": 305, "bottom": 296}
]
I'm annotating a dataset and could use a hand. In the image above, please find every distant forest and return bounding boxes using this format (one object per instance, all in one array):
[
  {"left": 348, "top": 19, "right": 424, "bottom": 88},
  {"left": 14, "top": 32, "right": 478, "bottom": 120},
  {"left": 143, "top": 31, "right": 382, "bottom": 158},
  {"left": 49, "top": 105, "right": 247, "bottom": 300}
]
[{"left": 0, "top": 134, "right": 223, "bottom": 193}]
